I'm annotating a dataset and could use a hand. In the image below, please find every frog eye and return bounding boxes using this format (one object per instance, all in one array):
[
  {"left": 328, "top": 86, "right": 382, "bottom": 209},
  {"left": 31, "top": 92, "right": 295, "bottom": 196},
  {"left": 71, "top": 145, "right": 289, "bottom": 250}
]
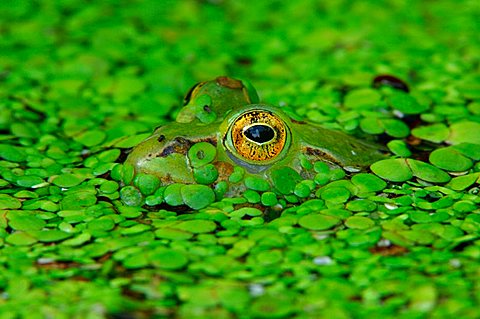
[
  {"left": 182, "top": 82, "right": 206, "bottom": 106},
  {"left": 228, "top": 110, "right": 288, "bottom": 162}
]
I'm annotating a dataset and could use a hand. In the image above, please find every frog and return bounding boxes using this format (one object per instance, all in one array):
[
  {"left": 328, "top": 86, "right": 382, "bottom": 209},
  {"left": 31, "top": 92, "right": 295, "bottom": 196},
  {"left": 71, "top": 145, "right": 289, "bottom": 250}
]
[{"left": 122, "top": 76, "right": 385, "bottom": 206}]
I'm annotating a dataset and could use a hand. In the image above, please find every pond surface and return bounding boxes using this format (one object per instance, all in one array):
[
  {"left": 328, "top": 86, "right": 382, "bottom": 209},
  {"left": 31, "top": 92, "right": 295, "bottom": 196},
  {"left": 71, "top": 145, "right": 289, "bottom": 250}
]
[{"left": 0, "top": 1, "right": 479, "bottom": 318}]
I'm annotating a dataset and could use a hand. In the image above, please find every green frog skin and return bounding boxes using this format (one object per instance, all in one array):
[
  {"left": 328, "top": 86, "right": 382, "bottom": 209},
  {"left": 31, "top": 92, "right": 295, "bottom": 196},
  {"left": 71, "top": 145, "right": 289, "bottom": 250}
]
[{"left": 124, "top": 76, "right": 384, "bottom": 197}]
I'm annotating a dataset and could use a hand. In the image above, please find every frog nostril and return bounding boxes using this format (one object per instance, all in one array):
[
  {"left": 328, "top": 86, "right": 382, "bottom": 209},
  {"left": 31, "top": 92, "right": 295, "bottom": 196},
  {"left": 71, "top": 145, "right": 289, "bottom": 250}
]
[
  {"left": 157, "top": 135, "right": 165, "bottom": 143},
  {"left": 203, "top": 105, "right": 212, "bottom": 113},
  {"left": 244, "top": 124, "right": 275, "bottom": 144}
]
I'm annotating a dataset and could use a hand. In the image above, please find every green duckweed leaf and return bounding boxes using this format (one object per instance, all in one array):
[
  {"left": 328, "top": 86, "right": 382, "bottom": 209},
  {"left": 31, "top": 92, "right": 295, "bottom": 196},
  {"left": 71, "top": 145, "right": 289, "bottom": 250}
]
[
  {"left": 134, "top": 173, "right": 160, "bottom": 195},
  {"left": 149, "top": 248, "right": 188, "bottom": 270},
  {"left": 351, "top": 173, "right": 387, "bottom": 193},
  {"left": 387, "top": 140, "right": 412, "bottom": 157},
  {"left": 155, "top": 228, "right": 193, "bottom": 240},
  {"left": 412, "top": 123, "right": 449, "bottom": 143},
  {"left": 448, "top": 121, "right": 480, "bottom": 145},
  {"left": 407, "top": 159, "right": 451, "bottom": 183},
  {"left": 0, "top": 144, "right": 26, "bottom": 162},
  {"left": 320, "top": 187, "right": 350, "bottom": 203},
  {"left": 261, "top": 192, "right": 278, "bottom": 206},
  {"left": 270, "top": 166, "right": 301, "bottom": 194},
  {"left": 250, "top": 294, "right": 295, "bottom": 318},
  {"left": 29, "top": 230, "right": 73, "bottom": 242},
  {"left": 388, "top": 91, "right": 428, "bottom": 114},
  {"left": 7, "top": 213, "right": 46, "bottom": 231},
  {"left": 243, "top": 190, "right": 260, "bottom": 204},
  {"left": 446, "top": 173, "right": 480, "bottom": 191},
  {"left": 97, "top": 149, "right": 121, "bottom": 162},
  {"left": 451, "top": 143, "right": 480, "bottom": 160},
  {"left": 6, "top": 232, "right": 38, "bottom": 246},
  {"left": 115, "top": 133, "right": 151, "bottom": 148},
  {"left": 298, "top": 213, "right": 341, "bottom": 230},
  {"left": 344, "top": 88, "right": 381, "bottom": 109},
  {"left": 15, "top": 175, "right": 44, "bottom": 188},
  {"left": 163, "top": 184, "right": 184, "bottom": 206},
  {"left": 345, "top": 216, "right": 375, "bottom": 229},
  {"left": 230, "top": 207, "right": 262, "bottom": 218},
  {"left": 346, "top": 199, "right": 377, "bottom": 212},
  {"left": 359, "top": 117, "right": 384, "bottom": 135},
  {"left": 244, "top": 176, "right": 270, "bottom": 192},
  {"left": 188, "top": 142, "right": 217, "bottom": 168},
  {"left": 453, "top": 200, "right": 477, "bottom": 213},
  {"left": 173, "top": 220, "right": 217, "bottom": 234},
  {"left": 181, "top": 184, "right": 215, "bottom": 210},
  {"left": 193, "top": 164, "right": 218, "bottom": 184},
  {"left": 10, "top": 122, "right": 39, "bottom": 138},
  {"left": 381, "top": 119, "right": 410, "bottom": 138},
  {"left": 120, "top": 186, "right": 143, "bottom": 206},
  {"left": 62, "top": 233, "right": 92, "bottom": 246},
  {"left": 87, "top": 218, "right": 115, "bottom": 232},
  {"left": 0, "top": 194, "right": 22, "bottom": 209},
  {"left": 228, "top": 166, "right": 245, "bottom": 183},
  {"left": 429, "top": 148, "right": 473, "bottom": 172},
  {"left": 370, "top": 159, "right": 413, "bottom": 182},
  {"left": 52, "top": 173, "right": 86, "bottom": 188},
  {"left": 74, "top": 130, "right": 106, "bottom": 147}
]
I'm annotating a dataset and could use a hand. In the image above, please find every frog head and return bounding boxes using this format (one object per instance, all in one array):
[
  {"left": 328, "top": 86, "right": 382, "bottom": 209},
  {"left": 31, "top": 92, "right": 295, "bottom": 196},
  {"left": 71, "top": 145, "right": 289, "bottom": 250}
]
[{"left": 122, "top": 77, "right": 385, "bottom": 205}]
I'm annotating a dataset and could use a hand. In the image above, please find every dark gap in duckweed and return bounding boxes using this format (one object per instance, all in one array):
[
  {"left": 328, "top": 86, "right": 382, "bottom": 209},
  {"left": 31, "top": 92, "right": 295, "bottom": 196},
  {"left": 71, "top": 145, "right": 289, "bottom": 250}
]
[
  {"left": 108, "top": 311, "right": 147, "bottom": 319},
  {"left": 372, "top": 74, "right": 410, "bottom": 93},
  {"left": 147, "top": 203, "right": 192, "bottom": 214},
  {"left": 234, "top": 56, "right": 254, "bottom": 66},
  {"left": 336, "top": 85, "right": 351, "bottom": 106},
  {"left": 396, "top": 114, "right": 423, "bottom": 132},
  {"left": 262, "top": 207, "right": 283, "bottom": 222},
  {"left": 118, "top": 149, "right": 132, "bottom": 163}
]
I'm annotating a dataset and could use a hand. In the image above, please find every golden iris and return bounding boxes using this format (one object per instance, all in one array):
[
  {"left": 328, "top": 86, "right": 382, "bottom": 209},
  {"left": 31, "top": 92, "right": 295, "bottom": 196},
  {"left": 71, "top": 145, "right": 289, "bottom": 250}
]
[{"left": 230, "top": 110, "right": 287, "bottom": 162}]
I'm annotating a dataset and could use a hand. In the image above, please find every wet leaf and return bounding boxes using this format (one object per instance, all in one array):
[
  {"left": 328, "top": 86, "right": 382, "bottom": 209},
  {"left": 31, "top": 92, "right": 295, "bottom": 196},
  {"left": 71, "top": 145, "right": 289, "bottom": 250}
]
[
  {"left": 298, "top": 213, "right": 341, "bottom": 230},
  {"left": 371, "top": 159, "right": 413, "bottom": 182}
]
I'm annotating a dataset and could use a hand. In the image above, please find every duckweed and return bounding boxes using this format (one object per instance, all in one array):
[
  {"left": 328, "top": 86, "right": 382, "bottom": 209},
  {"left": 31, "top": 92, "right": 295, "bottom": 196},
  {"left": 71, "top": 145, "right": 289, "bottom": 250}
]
[
  {"left": 188, "top": 142, "right": 217, "bottom": 168},
  {"left": 371, "top": 159, "right": 413, "bottom": 182},
  {"left": 429, "top": 148, "right": 473, "bottom": 172},
  {"left": 193, "top": 164, "right": 219, "bottom": 184},
  {"left": 1, "top": 0, "right": 479, "bottom": 318},
  {"left": 181, "top": 184, "right": 216, "bottom": 210},
  {"left": 298, "top": 213, "right": 341, "bottom": 230}
]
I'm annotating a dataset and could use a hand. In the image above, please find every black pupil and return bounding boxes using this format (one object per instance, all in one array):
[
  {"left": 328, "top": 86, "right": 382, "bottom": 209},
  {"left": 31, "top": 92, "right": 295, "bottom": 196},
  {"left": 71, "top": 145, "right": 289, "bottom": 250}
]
[{"left": 244, "top": 125, "right": 275, "bottom": 143}]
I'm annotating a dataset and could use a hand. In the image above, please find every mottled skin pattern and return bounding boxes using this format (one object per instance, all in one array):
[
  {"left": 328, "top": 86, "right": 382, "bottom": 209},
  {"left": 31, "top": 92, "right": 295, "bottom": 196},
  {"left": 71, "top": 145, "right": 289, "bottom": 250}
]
[{"left": 125, "top": 76, "right": 384, "bottom": 194}]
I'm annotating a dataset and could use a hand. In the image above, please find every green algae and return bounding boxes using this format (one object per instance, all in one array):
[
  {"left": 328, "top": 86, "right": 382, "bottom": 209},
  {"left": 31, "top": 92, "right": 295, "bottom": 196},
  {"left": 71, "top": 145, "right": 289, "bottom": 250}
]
[{"left": 0, "top": 0, "right": 479, "bottom": 318}]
